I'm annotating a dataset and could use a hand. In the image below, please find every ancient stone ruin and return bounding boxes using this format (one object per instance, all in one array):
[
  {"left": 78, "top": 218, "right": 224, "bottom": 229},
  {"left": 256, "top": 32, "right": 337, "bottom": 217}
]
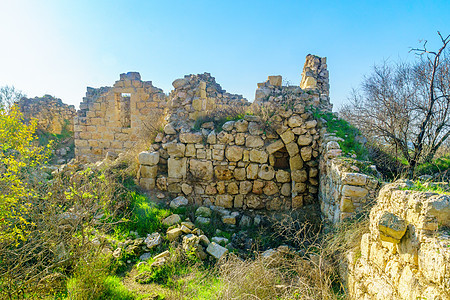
[{"left": 17, "top": 95, "right": 76, "bottom": 135}]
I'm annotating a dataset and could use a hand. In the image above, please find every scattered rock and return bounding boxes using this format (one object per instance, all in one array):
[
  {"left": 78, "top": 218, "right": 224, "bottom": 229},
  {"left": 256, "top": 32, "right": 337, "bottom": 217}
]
[
  {"left": 162, "top": 214, "right": 181, "bottom": 226},
  {"left": 170, "top": 196, "right": 189, "bottom": 209},
  {"left": 206, "top": 242, "right": 229, "bottom": 259}
]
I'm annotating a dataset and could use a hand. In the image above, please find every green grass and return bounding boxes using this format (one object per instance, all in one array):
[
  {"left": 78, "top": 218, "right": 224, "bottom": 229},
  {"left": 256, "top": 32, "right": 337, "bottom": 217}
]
[
  {"left": 313, "top": 109, "right": 369, "bottom": 160},
  {"left": 400, "top": 180, "right": 450, "bottom": 195},
  {"left": 117, "top": 192, "right": 171, "bottom": 238}
]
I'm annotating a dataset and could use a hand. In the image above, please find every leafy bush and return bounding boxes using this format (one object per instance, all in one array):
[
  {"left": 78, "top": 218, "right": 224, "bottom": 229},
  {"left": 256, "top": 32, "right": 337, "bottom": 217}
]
[{"left": 416, "top": 155, "right": 450, "bottom": 179}]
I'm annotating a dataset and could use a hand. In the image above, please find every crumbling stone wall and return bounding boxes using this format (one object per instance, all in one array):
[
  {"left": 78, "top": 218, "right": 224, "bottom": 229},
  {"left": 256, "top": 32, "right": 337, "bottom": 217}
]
[
  {"left": 319, "top": 136, "right": 380, "bottom": 223},
  {"left": 346, "top": 182, "right": 450, "bottom": 299},
  {"left": 17, "top": 95, "right": 76, "bottom": 135},
  {"left": 137, "top": 55, "right": 331, "bottom": 210},
  {"left": 74, "top": 72, "right": 166, "bottom": 162}
]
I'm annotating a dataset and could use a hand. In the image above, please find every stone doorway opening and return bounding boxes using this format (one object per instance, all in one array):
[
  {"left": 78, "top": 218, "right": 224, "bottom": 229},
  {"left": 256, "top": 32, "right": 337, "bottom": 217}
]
[{"left": 273, "top": 147, "right": 290, "bottom": 170}]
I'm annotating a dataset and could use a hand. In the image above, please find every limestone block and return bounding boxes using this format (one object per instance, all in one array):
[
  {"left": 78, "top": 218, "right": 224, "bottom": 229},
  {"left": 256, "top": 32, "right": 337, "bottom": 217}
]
[
  {"left": 340, "top": 196, "right": 355, "bottom": 213},
  {"left": 185, "top": 144, "right": 196, "bottom": 157},
  {"left": 291, "top": 169, "right": 308, "bottom": 182},
  {"left": 217, "top": 182, "right": 226, "bottom": 194},
  {"left": 216, "top": 195, "right": 233, "bottom": 208},
  {"left": 189, "top": 159, "right": 213, "bottom": 180},
  {"left": 138, "top": 151, "right": 159, "bottom": 166},
  {"left": 305, "top": 120, "right": 317, "bottom": 129},
  {"left": 222, "top": 121, "right": 235, "bottom": 131},
  {"left": 205, "top": 185, "right": 217, "bottom": 195},
  {"left": 285, "top": 142, "right": 299, "bottom": 157},
  {"left": 309, "top": 168, "right": 318, "bottom": 178},
  {"left": 263, "top": 181, "right": 279, "bottom": 196},
  {"left": 249, "top": 149, "right": 268, "bottom": 163},
  {"left": 167, "top": 228, "right": 183, "bottom": 241},
  {"left": 425, "top": 194, "right": 450, "bottom": 226},
  {"left": 162, "top": 214, "right": 181, "bottom": 226},
  {"left": 280, "top": 129, "right": 295, "bottom": 144},
  {"left": 287, "top": 115, "right": 303, "bottom": 128},
  {"left": 170, "top": 196, "right": 189, "bottom": 209},
  {"left": 289, "top": 154, "right": 303, "bottom": 170},
  {"left": 255, "top": 87, "right": 271, "bottom": 102},
  {"left": 235, "top": 133, "right": 245, "bottom": 145},
  {"left": 378, "top": 212, "right": 407, "bottom": 243},
  {"left": 246, "top": 164, "right": 259, "bottom": 179},
  {"left": 300, "top": 146, "right": 312, "bottom": 161},
  {"left": 266, "top": 140, "right": 285, "bottom": 154},
  {"left": 234, "top": 194, "right": 244, "bottom": 208},
  {"left": 234, "top": 168, "right": 246, "bottom": 181},
  {"left": 164, "top": 123, "right": 176, "bottom": 135},
  {"left": 180, "top": 132, "right": 203, "bottom": 144},
  {"left": 297, "top": 134, "right": 313, "bottom": 146},
  {"left": 234, "top": 119, "right": 248, "bottom": 132},
  {"left": 252, "top": 180, "right": 265, "bottom": 194},
  {"left": 300, "top": 76, "right": 317, "bottom": 90},
  {"left": 246, "top": 195, "right": 263, "bottom": 209},
  {"left": 168, "top": 157, "right": 187, "bottom": 179},
  {"left": 196, "top": 149, "right": 206, "bottom": 159},
  {"left": 207, "top": 131, "right": 217, "bottom": 144},
  {"left": 342, "top": 173, "right": 367, "bottom": 186},
  {"left": 246, "top": 135, "right": 264, "bottom": 148},
  {"left": 195, "top": 206, "right": 212, "bottom": 218},
  {"left": 293, "top": 182, "right": 307, "bottom": 193},
  {"left": 139, "top": 165, "right": 157, "bottom": 179},
  {"left": 140, "top": 178, "right": 155, "bottom": 190},
  {"left": 268, "top": 75, "right": 282, "bottom": 86},
  {"left": 214, "top": 166, "right": 234, "bottom": 180},
  {"left": 217, "top": 131, "right": 234, "bottom": 144},
  {"left": 276, "top": 170, "right": 291, "bottom": 183},
  {"left": 258, "top": 164, "right": 275, "bottom": 180},
  {"left": 292, "top": 195, "right": 303, "bottom": 209},
  {"left": 192, "top": 98, "right": 203, "bottom": 111},
  {"left": 172, "top": 78, "right": 187, "bottom": 88},
  {"left": 281, "top": 183, "right": 291, "bottom": 196},
  {"left": 225, "top": 146, "right": 243, "bottom": 161},
  {"left": 239, "top": 181, "right": 253, "bottom": 194},
  {"left": 227, "top": 182, "right": 239, "bottom": 194},
  {"left": 166, "top": 143, "right": 185, "bottom": 158},
  {"left": 248, "top": 122, "right": 263, "bottom": 135},
  {"left": 342, "top": 185, "right": 368, "bottom": 197},
  {"left": 181, "top": 183, "right": 193, "bottom": 195},
  {"left": 206, "top": 242, "right": 228, "bottom": 260}
]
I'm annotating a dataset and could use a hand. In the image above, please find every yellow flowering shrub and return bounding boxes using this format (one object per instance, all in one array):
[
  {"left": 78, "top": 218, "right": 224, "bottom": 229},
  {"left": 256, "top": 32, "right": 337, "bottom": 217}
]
[{"left": 0, "top": 106, "right": 51, "bottom": 243}]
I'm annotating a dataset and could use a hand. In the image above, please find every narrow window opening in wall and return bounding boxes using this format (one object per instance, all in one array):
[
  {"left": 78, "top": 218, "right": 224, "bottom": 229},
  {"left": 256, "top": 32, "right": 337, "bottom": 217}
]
[
  {"left": 273, "top": 147, "right": 290, "bottom": 170},
  {"left": 115, "top": 92, "right": 131, "bottom": 128}
]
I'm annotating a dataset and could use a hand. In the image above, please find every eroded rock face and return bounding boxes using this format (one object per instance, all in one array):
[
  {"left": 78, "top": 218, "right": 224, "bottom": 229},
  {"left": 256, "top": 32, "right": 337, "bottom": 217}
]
[{"left": 347, "top": 182, "right": 450, "bottom": 300}]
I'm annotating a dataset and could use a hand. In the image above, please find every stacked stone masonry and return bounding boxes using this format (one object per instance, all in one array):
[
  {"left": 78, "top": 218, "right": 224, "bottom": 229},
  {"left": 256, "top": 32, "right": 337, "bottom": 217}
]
[
  {"left": 17, "top": 95, "right": 76, "bottom": 135},
  {"left": 76, "top": 54, "right": 332, "bottom": 211},
  {"left": 347, "top": 182, "right": 450, "bottom": 299},
  {"left": 74, "top": 72, "right": 167, "bottom": 162},
  {"left": 319, "top": 135, "right": 380, "bottom": 224}
]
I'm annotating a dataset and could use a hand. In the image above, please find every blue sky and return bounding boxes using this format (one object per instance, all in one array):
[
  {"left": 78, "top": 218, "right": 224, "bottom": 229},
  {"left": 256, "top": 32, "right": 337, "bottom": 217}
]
[{"left": 1, "top": 0, "right": 449, "bottom": 110}]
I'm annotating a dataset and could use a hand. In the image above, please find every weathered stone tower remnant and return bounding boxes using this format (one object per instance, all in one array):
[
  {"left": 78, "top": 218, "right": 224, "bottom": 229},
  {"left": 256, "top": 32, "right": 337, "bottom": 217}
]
[
  {"left": 17, "top": 95, "right": 76, "bottom": 135},
  {"left": 74, "top": 72, "right": 166, "bottom": 161}
]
